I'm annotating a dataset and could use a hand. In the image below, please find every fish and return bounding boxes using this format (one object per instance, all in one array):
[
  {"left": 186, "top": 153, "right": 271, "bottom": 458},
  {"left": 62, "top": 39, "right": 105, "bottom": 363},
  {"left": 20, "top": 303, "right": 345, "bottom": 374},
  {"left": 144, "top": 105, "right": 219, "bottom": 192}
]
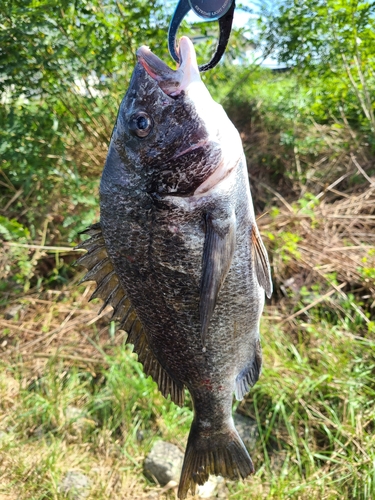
[{"left": 76, "top": 36, "right": 272, "bottom": 499}]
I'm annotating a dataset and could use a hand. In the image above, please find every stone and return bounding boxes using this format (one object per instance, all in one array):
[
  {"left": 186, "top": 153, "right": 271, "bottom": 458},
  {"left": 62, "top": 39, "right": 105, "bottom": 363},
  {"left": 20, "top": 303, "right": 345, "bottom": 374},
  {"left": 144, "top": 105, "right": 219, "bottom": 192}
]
[
  {"left": 270, "top": 450, "right": 288, "bottom": 473},
  {"left": 144, "top": 441, "right": 184, "bottom": 486},
  {"left": 3, "top": 304, "right": 24, "bottom": 320},
  {"left": 197, "top": 475, "right": 224, "bottom": 498},
  {"left": 33, "top": 426, "right": 44, "bottom": 439},
  {"left": 136, "top": 429, "right": 145, "bottom": 442},
  {"left": 233, "top": 413, "right": 259, "bottom": 451},
  {"left": 1, "top": 375, "right": 20, "bottom": 399},
  {"left": 65, "top": 406, "right": 84, "bottom": 421},
  {"left": 59, "top": 471, "right": 91, "bottom": 499},
  {"left": 65, "top": 406, "right": 95, "bottom": 434},
  {"left": 0, "top": 430, "right": 12, "bottom": 443}
]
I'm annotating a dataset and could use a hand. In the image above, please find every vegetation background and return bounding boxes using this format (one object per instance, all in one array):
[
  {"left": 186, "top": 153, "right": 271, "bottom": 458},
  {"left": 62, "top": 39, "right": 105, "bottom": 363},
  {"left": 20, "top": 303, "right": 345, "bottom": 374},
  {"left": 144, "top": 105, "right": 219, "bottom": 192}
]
[{"left": 1, "top": 0, "right": 375, "bottom": 498}]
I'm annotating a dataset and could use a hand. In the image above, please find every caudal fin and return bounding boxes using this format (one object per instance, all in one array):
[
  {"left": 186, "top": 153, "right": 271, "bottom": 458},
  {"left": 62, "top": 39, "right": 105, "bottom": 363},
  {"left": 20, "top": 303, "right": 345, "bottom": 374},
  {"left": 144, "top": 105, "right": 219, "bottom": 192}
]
[{"left": 178, "top": 420, "right": 254, "bottom": 499}]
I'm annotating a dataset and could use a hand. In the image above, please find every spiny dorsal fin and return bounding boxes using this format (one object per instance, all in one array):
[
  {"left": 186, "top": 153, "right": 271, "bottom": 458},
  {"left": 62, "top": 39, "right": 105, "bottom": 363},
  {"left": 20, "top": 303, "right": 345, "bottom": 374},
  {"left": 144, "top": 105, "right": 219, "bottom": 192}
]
[
  {"left": 200, "top": 212, "right": 236, "bottom": 347},
  {"left": 76, "top": 223, "right": 185, "bottom": 407},
  {"left": 251, "top": 224, "right": 272, "bottom": 298}
]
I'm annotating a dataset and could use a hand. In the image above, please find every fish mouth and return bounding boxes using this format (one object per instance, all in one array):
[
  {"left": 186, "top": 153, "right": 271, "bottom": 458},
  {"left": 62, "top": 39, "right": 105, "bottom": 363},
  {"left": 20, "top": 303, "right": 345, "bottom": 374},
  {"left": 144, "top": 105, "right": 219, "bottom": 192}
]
[{"left": 136, "top": 37, "right": 201, "bottom": 97}]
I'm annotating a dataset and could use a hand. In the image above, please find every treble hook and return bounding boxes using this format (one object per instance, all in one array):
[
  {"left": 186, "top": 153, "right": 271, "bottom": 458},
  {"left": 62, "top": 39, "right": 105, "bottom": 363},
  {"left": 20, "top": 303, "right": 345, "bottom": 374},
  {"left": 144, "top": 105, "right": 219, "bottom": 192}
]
[{"left": 168, "top": 0, "right": 236, "bottom": 72}]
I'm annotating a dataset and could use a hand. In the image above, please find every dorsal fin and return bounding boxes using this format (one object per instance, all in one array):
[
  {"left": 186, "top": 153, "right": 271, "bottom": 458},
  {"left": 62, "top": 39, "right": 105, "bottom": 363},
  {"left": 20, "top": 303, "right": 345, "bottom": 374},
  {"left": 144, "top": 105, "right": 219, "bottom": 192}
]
[
  {"left": 251, "top": 224, "right": 272, "bottom": 299},
  {"left": 76, "top": 223, "right": 185, "bottom": 407}
]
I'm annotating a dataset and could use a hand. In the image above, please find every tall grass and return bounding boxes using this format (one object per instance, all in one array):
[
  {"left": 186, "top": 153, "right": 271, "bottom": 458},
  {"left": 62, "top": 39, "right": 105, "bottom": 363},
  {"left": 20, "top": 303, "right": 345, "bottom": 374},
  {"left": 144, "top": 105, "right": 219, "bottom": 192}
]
[
  {"left": 1, "top": 30, "right": 375, "bottom": 499},
  {"left": 1, "top": 286, "right": 374, "bottom": 498}
]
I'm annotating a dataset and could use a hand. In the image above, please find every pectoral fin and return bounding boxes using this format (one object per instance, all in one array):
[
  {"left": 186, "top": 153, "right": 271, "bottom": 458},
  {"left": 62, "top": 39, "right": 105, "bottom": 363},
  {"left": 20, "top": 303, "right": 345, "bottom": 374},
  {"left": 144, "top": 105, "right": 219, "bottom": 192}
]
[
  {"left": 251, "top": 224, "right": 272, "bottom": 298},
  {"left": 200, "top": 213, "right": 236, "bottom": 346}
]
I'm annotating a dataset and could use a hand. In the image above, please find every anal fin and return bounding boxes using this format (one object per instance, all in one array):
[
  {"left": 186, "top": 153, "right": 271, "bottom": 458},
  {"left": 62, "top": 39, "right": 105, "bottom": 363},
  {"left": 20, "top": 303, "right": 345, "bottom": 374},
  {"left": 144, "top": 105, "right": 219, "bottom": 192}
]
[
  {"left": 75, "top": 223, "right": 185, "bottom": 407},
  {"left": 251, "top": 224, "right": 272, "bottom": 298},
  {"left": 234, "top": 339, "right": 262, "bottom": 400},
  {"left": 200, "top": 212, "right": 236, "bottom": 346}
]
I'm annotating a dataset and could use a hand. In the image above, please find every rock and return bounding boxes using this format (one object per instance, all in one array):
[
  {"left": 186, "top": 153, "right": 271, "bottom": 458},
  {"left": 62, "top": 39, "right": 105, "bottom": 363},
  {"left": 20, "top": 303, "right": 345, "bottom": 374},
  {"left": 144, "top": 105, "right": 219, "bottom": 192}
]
[
  {"left": 234, "top": 413, "right": 259, "bottom": 451},
  {"left": 1, "top": 375, "right": 20, "bottom": 399},
  {"left": 3, "top": 304, "right": 25, "bottom": 320},
  {"left": 197, "top": 475, "right": 224, "bottom": 498},
  {"left": 136, "top": 429, "right": 145, "bottom": 442},
  {"left": 280, "top": 273, "right": 304, "bottom": 295},
  {"left": 34, "top": 426, "right": 44, "bottom": 439},
  {"left": 270, "top": 450, "right": 288, "bottom": 473},
  {"left": 144, "top": 441, "right": 184, "bottom": 486},
  {"left": 65, "top": 406, "right": 84, "bottom": 421},
  {"left": 65, "top": 406, "right": 95, "bottom": 434},
  {"left": 59, "top": 471, "right": 91, "bottom": 499},
  {"left": 0, "top": 430, "right": 13, "bottom": 443}
]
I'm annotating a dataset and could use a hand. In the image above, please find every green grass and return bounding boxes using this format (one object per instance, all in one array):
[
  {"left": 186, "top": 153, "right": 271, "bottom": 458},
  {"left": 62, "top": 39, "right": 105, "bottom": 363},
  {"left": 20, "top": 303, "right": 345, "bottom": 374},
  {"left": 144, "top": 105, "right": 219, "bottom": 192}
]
[
  {"left": 246, "top": 321, "right": 375, "bottom": 499},
  {"left": 2, "top": 3, "right": 375, "bottom": 497},
  {"left": 1, "top": 303, "right": 374, "bottom": 499},
  {"left": 0, "top": 346, "right": 193, "bottom": 499}
]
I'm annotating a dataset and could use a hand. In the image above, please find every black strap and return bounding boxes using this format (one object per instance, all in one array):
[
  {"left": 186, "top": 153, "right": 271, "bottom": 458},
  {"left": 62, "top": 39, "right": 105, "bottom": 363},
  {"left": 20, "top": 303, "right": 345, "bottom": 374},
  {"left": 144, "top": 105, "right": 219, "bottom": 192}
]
[
  {"left": 168, "top": 1, "right": 235, "bottom": 72},
  {"left": 199, "top": 1, "right": 235, "bottom": 72}
]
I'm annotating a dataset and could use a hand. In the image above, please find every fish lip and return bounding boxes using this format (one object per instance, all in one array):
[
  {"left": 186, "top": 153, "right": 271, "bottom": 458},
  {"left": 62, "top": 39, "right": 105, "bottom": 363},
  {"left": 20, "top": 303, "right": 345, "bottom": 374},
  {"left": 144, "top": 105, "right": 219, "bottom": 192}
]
[
  {"left": 136, "top": 36, "right": 201, "bottom": 96},
  {"left": 136, "top": 46, "right": 178, "bottom": 85}
]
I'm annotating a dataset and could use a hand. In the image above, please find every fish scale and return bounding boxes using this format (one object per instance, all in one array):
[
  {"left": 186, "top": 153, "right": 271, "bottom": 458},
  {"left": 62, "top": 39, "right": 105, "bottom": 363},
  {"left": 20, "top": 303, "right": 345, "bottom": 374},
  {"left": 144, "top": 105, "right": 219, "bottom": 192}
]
[{"left": 77, "top": 36, "right": 272, "bottom": 499}]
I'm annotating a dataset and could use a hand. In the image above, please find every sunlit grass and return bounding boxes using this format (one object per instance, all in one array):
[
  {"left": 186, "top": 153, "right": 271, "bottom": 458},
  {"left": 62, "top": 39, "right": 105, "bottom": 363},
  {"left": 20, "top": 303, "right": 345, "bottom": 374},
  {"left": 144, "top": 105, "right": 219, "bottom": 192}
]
[
  {"left": 234, "top": 319, "right": 375, "bottom": 499},
  {"left": 1, "top": 309, "right": 374, "bottom": 498},
  {"left": 0, "top": 347, "right": 192, "bottom": 499}
]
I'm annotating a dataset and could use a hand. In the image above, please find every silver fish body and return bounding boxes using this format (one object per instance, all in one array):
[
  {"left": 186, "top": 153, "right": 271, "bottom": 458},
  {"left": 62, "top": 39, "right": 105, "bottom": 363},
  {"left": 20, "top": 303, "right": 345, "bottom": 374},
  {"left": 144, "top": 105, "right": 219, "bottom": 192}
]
[{"left": 77, "top": 37, "right": 272, "bottom": 498}]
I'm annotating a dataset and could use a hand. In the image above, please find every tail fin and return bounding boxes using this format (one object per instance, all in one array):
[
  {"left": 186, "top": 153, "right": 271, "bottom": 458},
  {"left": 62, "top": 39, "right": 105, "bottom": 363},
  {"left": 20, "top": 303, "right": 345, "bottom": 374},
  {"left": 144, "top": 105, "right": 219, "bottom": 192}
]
[{"left": 178, "top": 420, "right": 254, "bottom": 499}]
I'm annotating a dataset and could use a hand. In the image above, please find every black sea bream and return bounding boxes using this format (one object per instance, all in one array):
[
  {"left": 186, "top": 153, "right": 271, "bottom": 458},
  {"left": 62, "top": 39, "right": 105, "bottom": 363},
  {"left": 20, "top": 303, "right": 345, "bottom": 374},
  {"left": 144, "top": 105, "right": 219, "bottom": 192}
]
[{"left": 77, "top": 36, "right": 272, "bottom": 499}]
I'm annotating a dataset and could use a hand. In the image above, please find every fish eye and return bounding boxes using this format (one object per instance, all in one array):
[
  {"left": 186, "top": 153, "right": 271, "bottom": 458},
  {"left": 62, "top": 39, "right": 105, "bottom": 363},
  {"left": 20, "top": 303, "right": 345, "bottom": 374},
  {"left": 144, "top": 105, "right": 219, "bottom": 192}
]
[{"left": 129, "top": 111, "right": 153, "bottom": 138}]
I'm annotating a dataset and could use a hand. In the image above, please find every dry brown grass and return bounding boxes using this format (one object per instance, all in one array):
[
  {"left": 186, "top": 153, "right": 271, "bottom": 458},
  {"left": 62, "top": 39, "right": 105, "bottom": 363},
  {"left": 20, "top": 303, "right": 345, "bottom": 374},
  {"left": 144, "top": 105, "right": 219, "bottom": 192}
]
[
  {"left": 0, "top": 283, "right": 120, "bottom": 374},
  {"left": 1, "top": 135, "right": 375, "bottom": 498},
  {"left": 1, "top": 165, "right": 375, "bottom": 364},
  {"left": 262, "top": 185, "right": 375, "bottom": 285}
]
